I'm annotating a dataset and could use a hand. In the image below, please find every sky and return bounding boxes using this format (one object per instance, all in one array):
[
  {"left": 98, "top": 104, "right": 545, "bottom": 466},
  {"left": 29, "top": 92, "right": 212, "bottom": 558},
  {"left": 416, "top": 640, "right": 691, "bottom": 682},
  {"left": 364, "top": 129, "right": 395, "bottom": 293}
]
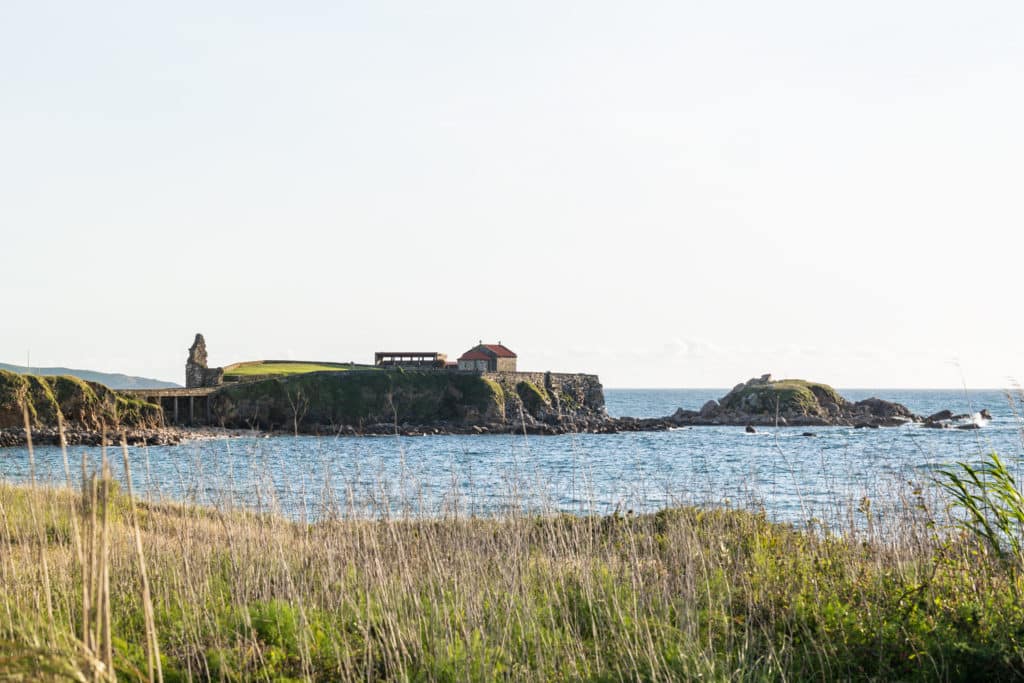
[{"left": 2, "top": 1, "right": 1023, "bottom": 388}]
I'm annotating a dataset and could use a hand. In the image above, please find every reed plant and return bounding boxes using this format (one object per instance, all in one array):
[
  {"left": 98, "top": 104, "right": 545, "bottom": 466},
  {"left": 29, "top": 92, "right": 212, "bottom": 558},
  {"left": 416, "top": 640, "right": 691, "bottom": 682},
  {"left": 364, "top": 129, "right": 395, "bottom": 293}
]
[
  {"left": 1, "top": 425, "right": 1023, "bottom": 680},
  {"left": 935, "top": 451, "right": 1024, "bottom": 569}
]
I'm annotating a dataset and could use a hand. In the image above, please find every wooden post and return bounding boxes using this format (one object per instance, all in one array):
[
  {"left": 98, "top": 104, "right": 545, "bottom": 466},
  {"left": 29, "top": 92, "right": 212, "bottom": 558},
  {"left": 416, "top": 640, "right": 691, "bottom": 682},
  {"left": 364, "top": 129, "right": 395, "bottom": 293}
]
[
  {"left": 189, "top": 396, "right": 194, "bottom": 424},
  {"left": 173, "top": 397, "right": 179, "bottom": 424}
]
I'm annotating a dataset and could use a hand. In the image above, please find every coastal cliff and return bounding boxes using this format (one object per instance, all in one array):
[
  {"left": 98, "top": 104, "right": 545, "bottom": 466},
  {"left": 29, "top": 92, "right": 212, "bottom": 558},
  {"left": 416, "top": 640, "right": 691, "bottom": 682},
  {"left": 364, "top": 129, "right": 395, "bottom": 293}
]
[
  {"left": 0, "top": 370, "right": 164, "bottom": 445},
  {"left": 208, "top": 370, "right": 606, "bottom": 434},
  {"left": 482, "top": 371, "right": 607, "bottom": 432}
]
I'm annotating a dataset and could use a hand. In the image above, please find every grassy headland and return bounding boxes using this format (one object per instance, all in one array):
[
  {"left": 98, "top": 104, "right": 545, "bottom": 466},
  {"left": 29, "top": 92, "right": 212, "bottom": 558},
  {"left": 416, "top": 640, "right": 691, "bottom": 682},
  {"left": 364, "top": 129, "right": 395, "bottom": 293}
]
[
  {"left": 1, "top": 457, "right": 1023, "bottom": 681},
  {"left": 0, "top": 369, "right": 162, "bottom": 430},
  {"left": 222, "top": 361, "right": 377, "bottom": 379}
]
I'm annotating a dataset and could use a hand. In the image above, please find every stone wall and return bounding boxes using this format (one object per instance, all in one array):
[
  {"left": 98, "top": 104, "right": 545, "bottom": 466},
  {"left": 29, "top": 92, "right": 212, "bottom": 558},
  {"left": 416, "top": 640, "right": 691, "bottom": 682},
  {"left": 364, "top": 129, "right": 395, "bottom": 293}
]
[{"left": 495, "top": 357, "right": 517, "bottom": 372}]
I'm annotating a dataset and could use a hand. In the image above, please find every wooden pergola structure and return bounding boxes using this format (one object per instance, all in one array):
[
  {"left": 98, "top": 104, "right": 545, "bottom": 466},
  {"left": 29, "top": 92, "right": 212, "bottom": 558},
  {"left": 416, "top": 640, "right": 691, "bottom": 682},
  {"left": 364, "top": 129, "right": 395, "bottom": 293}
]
[{"left": 373, "top": 352, "right": 448, "bottom": 368}]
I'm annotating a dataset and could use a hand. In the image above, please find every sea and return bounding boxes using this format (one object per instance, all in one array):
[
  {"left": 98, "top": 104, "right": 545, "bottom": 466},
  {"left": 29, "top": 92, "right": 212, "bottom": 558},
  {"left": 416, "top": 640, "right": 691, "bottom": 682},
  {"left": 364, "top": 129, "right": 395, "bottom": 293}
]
[{"left": 2, "top": 388, "right": 1022, "bottom": 525}]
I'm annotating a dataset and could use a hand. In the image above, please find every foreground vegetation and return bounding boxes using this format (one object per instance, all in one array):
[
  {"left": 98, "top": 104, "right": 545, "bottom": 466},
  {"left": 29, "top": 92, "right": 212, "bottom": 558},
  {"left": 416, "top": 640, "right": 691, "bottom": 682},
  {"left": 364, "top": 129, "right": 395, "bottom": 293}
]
[{"left": 2, "top": 442, "right": 1024, "bottom": 681}]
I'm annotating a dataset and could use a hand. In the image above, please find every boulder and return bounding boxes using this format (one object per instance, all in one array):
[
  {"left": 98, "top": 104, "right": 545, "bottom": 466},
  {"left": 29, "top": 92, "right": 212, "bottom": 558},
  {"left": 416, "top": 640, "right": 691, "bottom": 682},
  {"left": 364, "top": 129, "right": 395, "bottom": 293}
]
[{"left": 853, "top": 398, "right": 917, "bottom": 420}]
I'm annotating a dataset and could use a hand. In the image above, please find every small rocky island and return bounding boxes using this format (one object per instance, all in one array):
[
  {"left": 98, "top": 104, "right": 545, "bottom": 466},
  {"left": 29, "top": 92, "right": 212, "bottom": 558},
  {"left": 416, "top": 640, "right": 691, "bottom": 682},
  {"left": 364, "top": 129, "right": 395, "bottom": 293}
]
[{"left": 618, "top": 374, "right": 990, "bottom": 431}]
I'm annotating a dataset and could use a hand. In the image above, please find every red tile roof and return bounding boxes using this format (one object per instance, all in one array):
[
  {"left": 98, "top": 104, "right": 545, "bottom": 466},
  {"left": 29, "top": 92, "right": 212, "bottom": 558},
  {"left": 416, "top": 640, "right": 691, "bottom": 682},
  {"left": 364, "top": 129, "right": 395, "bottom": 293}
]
[
  {"left": 458, "top": 344, "right": 517, "bottom": 361},
  {"left": 482, "top": 344, "right": 517, "bottom": 358},
  {"left": 458, "top": 350, "right": 492, "bottom": 361}
]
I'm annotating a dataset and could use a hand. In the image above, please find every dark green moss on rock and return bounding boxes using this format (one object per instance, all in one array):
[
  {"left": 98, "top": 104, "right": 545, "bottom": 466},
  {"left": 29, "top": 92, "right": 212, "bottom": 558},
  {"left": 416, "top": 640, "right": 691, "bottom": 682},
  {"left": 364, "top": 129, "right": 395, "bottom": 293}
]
[
  {"left": 114, "top": 396, "right": 164, "bottom": 427},
  {"left": 515, "top": 381, "right": 551, "bottom": 414},
  {"left": 209, "top": 370, "right": 507, "bottom": 430}
]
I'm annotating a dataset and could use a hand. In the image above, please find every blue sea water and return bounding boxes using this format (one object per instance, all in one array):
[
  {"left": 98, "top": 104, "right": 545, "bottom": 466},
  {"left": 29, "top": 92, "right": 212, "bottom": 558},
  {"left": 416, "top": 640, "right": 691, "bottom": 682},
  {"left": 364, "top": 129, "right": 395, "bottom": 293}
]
[{"left": 2, "top": 389, "right": 1022, "bottom": 524}]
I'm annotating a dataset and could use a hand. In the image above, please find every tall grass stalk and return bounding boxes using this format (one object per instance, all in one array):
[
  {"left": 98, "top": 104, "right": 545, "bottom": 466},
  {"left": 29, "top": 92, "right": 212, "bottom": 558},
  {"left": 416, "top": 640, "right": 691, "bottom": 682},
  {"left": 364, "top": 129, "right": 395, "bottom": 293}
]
[
  {"left": 23, "top": 405, "right": 55, "bottom": 631},
  {"left": 120, "top": 436, "right": 163, "bottom": 683}
]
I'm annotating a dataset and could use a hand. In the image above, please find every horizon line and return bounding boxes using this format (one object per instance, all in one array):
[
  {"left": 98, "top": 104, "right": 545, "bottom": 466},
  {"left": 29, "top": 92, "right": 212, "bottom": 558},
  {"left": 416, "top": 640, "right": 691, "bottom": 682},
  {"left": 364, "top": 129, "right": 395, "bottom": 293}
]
[{"left": 604, "top": 386, "right": 1013, "bottom": 391}]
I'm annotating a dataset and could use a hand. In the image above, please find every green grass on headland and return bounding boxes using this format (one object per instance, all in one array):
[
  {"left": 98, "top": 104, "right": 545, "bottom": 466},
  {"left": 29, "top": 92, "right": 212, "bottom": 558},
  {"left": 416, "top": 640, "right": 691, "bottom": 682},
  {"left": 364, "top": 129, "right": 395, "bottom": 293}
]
[
  {"left": 2, "top": 464, "right": 1024, "bottom": 681},
  {"left": 222, "top": 361, "right": 377, "bottom": 378}
]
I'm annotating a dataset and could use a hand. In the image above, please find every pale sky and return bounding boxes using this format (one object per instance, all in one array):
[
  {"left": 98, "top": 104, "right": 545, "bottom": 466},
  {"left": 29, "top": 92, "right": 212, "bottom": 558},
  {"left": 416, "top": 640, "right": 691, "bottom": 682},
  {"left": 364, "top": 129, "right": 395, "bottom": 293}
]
[{"left": 2, "top": 1, "right": 1023, "bottom": 388}]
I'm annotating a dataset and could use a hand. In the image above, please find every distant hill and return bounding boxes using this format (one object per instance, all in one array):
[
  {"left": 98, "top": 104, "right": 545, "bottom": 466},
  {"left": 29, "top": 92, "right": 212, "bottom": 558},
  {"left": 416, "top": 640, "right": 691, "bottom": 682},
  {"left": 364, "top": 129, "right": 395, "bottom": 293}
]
[{"left": 0, "top": 362, "right": 180, "bottom": 390}]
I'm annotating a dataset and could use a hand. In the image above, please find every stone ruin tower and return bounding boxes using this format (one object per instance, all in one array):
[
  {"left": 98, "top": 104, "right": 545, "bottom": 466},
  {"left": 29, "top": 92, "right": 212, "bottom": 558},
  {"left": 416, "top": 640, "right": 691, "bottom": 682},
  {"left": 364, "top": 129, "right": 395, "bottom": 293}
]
[{"left": 185, "top": 333, "right": 225, "bottom": 388}]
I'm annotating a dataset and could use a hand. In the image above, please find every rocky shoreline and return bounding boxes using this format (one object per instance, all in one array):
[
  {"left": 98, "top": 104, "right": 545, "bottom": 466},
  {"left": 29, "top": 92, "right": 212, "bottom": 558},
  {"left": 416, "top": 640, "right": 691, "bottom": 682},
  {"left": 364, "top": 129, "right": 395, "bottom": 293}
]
[
  {"left": 0, "top": 426, "right": 249, "bottom": 449},
  {"left": 0, "top": 420, "right": 650, "bottom": 446},
  {"left": 0, "top": 407, "right": 991, "bottom": 447}
]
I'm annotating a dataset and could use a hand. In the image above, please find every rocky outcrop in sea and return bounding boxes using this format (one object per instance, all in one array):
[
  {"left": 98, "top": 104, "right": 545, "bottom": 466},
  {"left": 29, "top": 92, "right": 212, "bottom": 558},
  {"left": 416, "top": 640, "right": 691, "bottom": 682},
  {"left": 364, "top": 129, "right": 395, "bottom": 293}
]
[{"left": 617, "top": 374, "right": 977, "bottom": 430}]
